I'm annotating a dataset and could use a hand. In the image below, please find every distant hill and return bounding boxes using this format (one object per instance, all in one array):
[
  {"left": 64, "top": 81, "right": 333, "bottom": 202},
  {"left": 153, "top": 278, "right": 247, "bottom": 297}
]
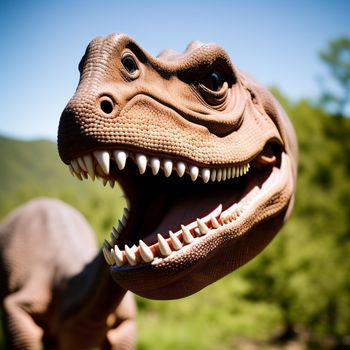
[
  {"left": 0, "top": 135, "right": 124, "bottom": 240},
  {"left": 0, "top": 135, "right": 70, "bottom": 199}
]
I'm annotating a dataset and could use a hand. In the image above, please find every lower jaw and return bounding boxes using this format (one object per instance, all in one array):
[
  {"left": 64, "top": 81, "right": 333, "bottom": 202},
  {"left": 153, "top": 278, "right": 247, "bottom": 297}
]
[{"left": 110, "top": 209, "right": 287, "bottom": 299}]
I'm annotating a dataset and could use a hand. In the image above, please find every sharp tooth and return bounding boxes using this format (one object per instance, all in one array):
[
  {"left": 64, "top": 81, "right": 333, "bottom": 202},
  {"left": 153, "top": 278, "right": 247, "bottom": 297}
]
[
  {"left": 176, "top": 162, "right": 186, "bottom": 177},
  {"left": 220, "top": 203, "right": 241, "bottom": 221},
  {"left": 102, "top": 178, "right": 108, "bottom": 186},
  {"left": 74, "top": 172, "right": 83, "bottom": 181},
  {"left": 81, "top": 172, "right": 88, "bottom": 179},
  {"left": 201, "top": 168, "right": 210, "bottom": 183},
  {"left": 169, "top": 231, "right": 182, "bottom": 250},
  {"left": 110, "top": 229, "right": 119, "bottom": 243},
  {"left": 113, "top": 150, "right": 127, "bottom": 170},
  {"left": 210, "top": 169, "right": 217, "bottom": 182},
  {"left": 109, "top": 248, "right": 117, "bottom": 264},
  {"left": 123, "top": 207, "right": 129, "bottom": 219},
  {"left": 102, "top": 240, "right": 113, "bottom": 265},
  {"left": 102, "top": 246, "right": 114, "bottom": 265},
  {"left": 189, "top": 165, "right": 199, "bottom": 181},
  {"left": 102, "top": 248, "right": 112, "bottom": 265},
  {"left": 157, "top": 234, "right": 172, "bottom": 256},
  {"left": 222, "top": 168, "right": 227, "bottom": 181},
  {"left": 150, "top": 158, "right": 160, "bottom": 175},
  {"left": 112, "top": 225, "right": 121, "bottom": 236},
  {"left": 227, "top": 167, "right": 232, "bottom": 179},
  {"left": 139, "top": 240, "right": 154, "bottom": 262},
  {"left": 117, "top": 219, "right": 125, "bottom": 231},
  {"left": 77, "top": 157, "right": 87, "bottom": 172},
  {"left": 68, "top": 164, "right": 75, "bottom": 177},
  {"left": 71, "top": 159, "right": 81, "bottom": 173},
  {"left": 113, "top": 246, "right": 125, "bottom": 266},
  {"left": 124, "top": 245, "right": 137, "bottom": 265},
  {"left": 121, "top": 215, "right": 127, "bottom": 226},
  {"left": 109, "top": 180, "right": 115, "bottom": 188},
  {"left": 104, "top": 240, "right": 112, "bottom": 250},
  {"left": 210, "top": 215, "right": 220, "bottom": 229},
  {"left": 83, "top": 154, "right": 95, "bottom": 180},
  {"left": 181, "top": 225, "right": 194, "bottom": 244},
  {"left": 163, "top": 159, "right": 173, "bottom": 177},
  {"left": 236, "top": 166, "right": 240, "bottom": 177},
  {"left": 216, "top": 169, "right": 222, "bottom": 182},
  {"left": 109, "top": 233, "right": 116, "bottom": 245},
  {"left": 231, "top": 166, "right": 237, "bottom": 178},
  {"left": 239, "top": 165, "right": 244, "bottom": 176},
  {"left": 96, "top": 164, "right": 105, "bottom": 177},
  {"left": 94, "top": 151, "right": 110, "bottom": 175},
  {"left": 210, "top": 204, "right": 223, "bottom": 217},
  {"left": 197, "top": 218, "right": 209, "bottom": 235},
  {"left": 136, "top": 154, "right": 147, "bottom": 174},
  {"left": 195, "top": 227, "right": 203, "bottom": 236}
]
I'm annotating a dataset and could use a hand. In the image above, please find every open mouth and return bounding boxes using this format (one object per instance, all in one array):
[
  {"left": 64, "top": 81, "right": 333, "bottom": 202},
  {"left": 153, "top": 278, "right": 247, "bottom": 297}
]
[{"left": 68, "top": 140, "right": 284, "bottom": 269}]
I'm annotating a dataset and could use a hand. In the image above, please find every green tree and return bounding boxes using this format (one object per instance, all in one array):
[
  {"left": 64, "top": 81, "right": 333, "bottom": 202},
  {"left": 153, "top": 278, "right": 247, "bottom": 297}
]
[
  {"left": 319, "top": 37, "right": 350, "bottom": 117},
  {"left": 242, "top": 88, "right": 350, "bottom": 348}
]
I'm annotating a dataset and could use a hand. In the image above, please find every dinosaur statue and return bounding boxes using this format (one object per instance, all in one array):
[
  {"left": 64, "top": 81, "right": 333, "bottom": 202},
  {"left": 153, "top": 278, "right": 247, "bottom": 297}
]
[
  {"left": 0, "top": 33, "right": 297, "bottom": 348},
  {"left": 0, "top": 198, "right": 136, "bottom": 349},
  {"left": 58, "top": 33, "right": 298, "bottom": 300}
]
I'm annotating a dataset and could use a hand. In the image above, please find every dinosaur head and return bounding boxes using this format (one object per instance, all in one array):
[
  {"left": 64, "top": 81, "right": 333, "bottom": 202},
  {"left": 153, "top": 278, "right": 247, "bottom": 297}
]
[{"left": 58, "top": 33, "right": 297, "bottom": 300}]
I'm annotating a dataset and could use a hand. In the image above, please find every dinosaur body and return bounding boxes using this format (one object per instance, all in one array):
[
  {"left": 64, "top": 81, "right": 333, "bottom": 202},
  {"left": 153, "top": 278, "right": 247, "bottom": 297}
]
[
  {"left": 0, "top": 198, "right": 136, "bottom": 349},
  {"left": 58, "top": 34, "right": 298, "bottom": 299}
]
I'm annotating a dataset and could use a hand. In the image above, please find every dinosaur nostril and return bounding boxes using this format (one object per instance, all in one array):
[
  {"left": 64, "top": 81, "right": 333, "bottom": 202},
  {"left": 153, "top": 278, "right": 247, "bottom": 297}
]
[{"left": 99, "top": 96, "right": 114, "bottom": 115}]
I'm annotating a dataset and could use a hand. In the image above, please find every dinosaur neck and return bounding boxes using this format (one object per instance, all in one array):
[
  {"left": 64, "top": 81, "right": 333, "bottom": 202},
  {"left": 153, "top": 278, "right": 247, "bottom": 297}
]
[{"left": 61, "top": 250, "right": 126, "bottom": 327}]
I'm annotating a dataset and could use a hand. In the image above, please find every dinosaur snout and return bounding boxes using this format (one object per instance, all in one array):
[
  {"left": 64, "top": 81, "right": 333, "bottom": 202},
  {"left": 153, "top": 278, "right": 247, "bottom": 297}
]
[
  {"left": 58, "top": 82, "right": 125, "bottom": 164},
  {"left": 58, "top": 92, "right": 102, "bottom": 164}
]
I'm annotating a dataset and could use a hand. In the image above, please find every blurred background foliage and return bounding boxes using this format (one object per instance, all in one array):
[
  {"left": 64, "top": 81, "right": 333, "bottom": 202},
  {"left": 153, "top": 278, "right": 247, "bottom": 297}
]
[{"left": 0, "top": 37, "right": 349, "bottom": 349}]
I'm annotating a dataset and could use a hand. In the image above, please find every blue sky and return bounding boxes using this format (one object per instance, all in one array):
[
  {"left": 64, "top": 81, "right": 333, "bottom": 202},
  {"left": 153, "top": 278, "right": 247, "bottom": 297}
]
[{"left": 1, "top": 0, "right": 349, "bottom": 140}]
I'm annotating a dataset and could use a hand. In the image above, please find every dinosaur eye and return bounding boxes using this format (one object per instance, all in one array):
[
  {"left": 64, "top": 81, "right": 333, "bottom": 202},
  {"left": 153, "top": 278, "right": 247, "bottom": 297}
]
[
  {"left": 202, "top": 70, "right": 223, "bottom": 92},
  {"left": 122, "top": 55, "right": 138, "bottom": 75}
]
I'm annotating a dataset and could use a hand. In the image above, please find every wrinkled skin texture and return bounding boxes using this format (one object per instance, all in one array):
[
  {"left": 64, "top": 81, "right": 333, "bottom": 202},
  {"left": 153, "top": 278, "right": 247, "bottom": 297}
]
[
  {"left": 58, "top": 33, "right": 298, "bottom": 300},
  {"left": 0, "top": 198, "right": 136, "bottom": 350}
]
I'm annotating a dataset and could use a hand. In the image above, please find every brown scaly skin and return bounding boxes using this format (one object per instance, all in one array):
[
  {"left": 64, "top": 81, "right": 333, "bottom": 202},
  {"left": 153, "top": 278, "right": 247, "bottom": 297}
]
[
  {"left": 58, "top": 33, "right": 298, "bottom": 300},
  {"left": 0, "top": 198, "right": 136, "bottom": 350}
]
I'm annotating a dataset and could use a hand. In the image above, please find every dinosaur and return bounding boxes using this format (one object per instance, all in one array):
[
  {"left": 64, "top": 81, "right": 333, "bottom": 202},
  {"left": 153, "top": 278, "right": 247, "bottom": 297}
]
[
  {"left": 58, "top": 33, "right": 298, "bottom": 300},
  {"left": 0, "top": 198, "right": 136, "bottom": 349},
  {"left": 0, "top": 33, "right": 297, "bottom": 349}
]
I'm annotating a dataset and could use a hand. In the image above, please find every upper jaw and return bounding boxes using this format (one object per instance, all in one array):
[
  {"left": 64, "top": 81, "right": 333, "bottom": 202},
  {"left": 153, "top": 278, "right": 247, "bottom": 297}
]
[{"left": 68, "top": 148, "right": 252, "bottom": 186}]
